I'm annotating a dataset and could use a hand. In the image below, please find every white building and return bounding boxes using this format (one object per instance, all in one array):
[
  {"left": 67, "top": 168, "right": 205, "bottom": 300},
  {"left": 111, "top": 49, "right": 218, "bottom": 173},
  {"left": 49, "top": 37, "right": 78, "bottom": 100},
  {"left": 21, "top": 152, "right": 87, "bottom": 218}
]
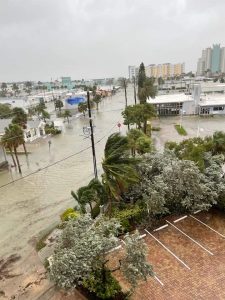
[
  {"left": 148, "top": 84, "right": 225, "bottom": 116},
  {"left": 0, "top": 119, "right": 46, "bottom": 143},
  {"left": 24, "top": 120, "right": 46, "bottom": 142},
  {"left": 128, "top": 66, "right": 137, "bottom": 80}
]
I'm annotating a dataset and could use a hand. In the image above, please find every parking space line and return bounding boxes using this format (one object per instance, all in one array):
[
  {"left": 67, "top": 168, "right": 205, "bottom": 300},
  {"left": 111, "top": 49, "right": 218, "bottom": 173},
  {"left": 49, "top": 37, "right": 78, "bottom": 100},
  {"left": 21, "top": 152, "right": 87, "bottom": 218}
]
[
  {"left": 144, "top": 229, "right": 190, "bottom": 270},
  {"left": 154, "top": 224, "right": 168, "bottom": 232},
  {"left": 154, "top": 275, "right": 164, "bottom": 286},
  {"left": 174, "top": 216, "right": 187, "bottom": 223},
  {"left": 190, "top": 215, "right": 225, "bottom": 239},
  {"left": 166, "top": 220, "right": 214, "bottom": 256},
  {"left": 193, "top": 210, "right": 201, "bottom": 214}
]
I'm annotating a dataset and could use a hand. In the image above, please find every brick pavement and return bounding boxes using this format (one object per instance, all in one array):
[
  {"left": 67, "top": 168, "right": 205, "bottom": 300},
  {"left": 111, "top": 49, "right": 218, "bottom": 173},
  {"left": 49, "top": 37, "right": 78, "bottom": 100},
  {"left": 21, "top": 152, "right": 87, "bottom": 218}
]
[{"left": 109, "top": 209, "right": 225, "bottom": 300}]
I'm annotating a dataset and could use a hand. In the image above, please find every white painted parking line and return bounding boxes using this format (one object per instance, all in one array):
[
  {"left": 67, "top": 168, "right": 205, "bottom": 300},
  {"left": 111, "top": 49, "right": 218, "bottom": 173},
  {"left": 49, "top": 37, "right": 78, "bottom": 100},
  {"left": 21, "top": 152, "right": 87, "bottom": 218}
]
[
  {"left": 144, "top": 229, "right": 190, "bottom": 270},
  {"left": 154, "top": 275, "right": 164, "bottom": 286},
  {"left": 190, "top": 215, "right": 225, "bottom": 239},
  {"left": 153, "top": 224, "right": 168, "bottom": 232},
  {"left": 193, "top": 210, "right": 201, "bottom": 214},
  {"left": 173, "top": 216, "right": 187, "bottom": 223},
  {"left": 166, "top": 220, "right": 214, "bottom": 256},
  {"left": 138, "top": 234, "right": 147, "bottom": 239}
]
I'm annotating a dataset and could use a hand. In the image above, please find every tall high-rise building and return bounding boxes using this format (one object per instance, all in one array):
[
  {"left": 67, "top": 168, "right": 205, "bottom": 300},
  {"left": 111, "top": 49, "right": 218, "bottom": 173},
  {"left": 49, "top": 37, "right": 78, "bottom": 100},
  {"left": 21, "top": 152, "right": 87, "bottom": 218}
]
[
  {"left": 128, "top": 66, "right": 137, "bottom": 80},
  {"left": 211, "top": 44, "right": 221, "bottom": 73},
  {"left": 196, "top": 44, "right": 225, "bottom": 75},
  {"left": 220, "top": 47, "right": 225, "bottom": 73}
]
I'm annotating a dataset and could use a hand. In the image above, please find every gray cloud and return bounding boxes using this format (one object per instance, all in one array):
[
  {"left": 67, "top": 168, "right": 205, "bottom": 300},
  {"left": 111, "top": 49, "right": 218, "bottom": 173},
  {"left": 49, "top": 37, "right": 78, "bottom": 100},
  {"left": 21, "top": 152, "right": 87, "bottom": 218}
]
[{"left": 0, "top": 0, "right": 225, "bottom": 81}]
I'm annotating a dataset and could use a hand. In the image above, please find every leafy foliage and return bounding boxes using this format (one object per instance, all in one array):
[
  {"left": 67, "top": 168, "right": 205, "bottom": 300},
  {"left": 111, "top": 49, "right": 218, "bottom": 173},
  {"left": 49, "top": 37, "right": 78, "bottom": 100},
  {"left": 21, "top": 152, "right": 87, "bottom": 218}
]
[
  {"left": 122, "top": 104, "right": 156, "bottom": 134},
  {"left": 60, "top": 208, "right": 79, "bottom": 221},
  {"left": 102, "top": 133, "right": 139, "bottom": 212},
  {"left": 0, "top": 104, "right": 12, "bottom": 119},
  {"left": 50, "top": 214, "right": 153, "bottom": 293},
  {"left": 121, "top": 231, "right": 154, "bottom": 288},
  {"left": 127, "top": 129, "right": 152, "bottom": 156},
  {"left": 174, "top": 125, "right": 187, "bottom": 136},
  {"left": 137, "top": 63, "right": 156, "bottom": 104},
  {"left": 165, "top": 132, "right": 225, "bottom": 170},
  {"left": 71, "top": 178, "right": 106, "bottom": 216},
  {"left": 125, "top": 151, "right": 219, "bottom": 216},
  {"left": 83, "top": 269, "right": 122, "bottom": 299},
  {"left": 12, "top": 107, "right": 27, "bottom": 127}
]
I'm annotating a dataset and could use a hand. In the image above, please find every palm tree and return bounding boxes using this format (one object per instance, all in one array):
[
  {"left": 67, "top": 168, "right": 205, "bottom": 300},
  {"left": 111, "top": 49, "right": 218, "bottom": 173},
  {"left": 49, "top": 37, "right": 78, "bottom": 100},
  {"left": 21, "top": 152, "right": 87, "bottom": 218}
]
[
  {"left": 78, "top": 102, "right": 87, "bottom": 117},
  {"left": 63, "top": 110, "right": 72, "bottom": 123},
  {"left": 101, "top": 133, "right": 139, "bottom": 215},
  {"left": 93, "top": 95, "right": 102, "bottom": 111},
  {"left": 2, "top": 124, "right": 25, "bottom": 173},
  {"left": 41, "top": 110, "right": 50, "bottom": 122},
  {"left": 118, "top": 77, "right": 128, "bottom": 107},
  {"left": 1, "top": 130, "right": 16, "bottom": 167}
]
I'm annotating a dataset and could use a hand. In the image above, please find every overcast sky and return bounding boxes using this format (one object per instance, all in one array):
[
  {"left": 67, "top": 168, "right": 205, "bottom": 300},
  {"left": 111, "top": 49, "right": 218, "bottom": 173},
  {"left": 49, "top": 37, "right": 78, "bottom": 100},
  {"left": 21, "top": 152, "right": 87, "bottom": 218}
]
[{"left": 0, "top": 0, "right": 225, "bottom": 82}]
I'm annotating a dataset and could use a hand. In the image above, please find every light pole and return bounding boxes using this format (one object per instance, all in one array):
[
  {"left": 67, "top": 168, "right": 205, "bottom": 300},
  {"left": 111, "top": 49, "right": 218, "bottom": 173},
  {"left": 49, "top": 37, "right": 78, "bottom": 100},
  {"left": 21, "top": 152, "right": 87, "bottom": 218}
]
[
  {"left": 87, "top": 91, "right": 98, "bottom": 179},
  {"left": 133, "top": 76, "right": 137, "bottom": 105}
]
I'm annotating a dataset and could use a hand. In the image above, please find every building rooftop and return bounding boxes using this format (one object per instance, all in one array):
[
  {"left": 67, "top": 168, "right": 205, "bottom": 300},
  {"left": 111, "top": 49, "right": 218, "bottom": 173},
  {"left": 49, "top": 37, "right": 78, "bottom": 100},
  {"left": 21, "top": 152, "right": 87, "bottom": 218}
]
[{"left": 148, "top": 93, "right": 193, "bottom": 104}]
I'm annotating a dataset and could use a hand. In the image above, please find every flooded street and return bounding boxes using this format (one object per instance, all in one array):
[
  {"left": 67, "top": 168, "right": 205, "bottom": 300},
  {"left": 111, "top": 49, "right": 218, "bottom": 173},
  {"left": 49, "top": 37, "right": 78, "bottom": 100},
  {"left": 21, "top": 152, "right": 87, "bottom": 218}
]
[{"left": 0, "top": 88, "right": 133, "bottom": 259}]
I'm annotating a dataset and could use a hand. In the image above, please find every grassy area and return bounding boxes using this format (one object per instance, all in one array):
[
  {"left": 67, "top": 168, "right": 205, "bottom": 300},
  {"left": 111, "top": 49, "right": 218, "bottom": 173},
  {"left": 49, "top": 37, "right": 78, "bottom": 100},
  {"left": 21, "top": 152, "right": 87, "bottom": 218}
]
[{"left": 174, "top": 124, "right": 187, "bottom": 136}]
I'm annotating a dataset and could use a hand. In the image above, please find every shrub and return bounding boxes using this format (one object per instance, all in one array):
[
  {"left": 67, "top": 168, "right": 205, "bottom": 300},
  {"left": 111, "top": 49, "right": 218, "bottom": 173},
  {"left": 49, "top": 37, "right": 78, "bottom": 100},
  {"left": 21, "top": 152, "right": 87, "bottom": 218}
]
[
  {"left": 60, "top": 208, "right": 79, "bottom": 221},
  {"left": 45, "top": 123, "right": 62, "bottom": 135},
  {"left": 83, "top": 269, "right": 122, "bottom": 299},
  {"left": 91, "top": 203, "right": 101, "bottom": 219},
  {"left": 113, "top": 205, "right": 143, "bottom": 232},
  {"left": 174, "top": 124, "right": 187, "bottom": 136}
]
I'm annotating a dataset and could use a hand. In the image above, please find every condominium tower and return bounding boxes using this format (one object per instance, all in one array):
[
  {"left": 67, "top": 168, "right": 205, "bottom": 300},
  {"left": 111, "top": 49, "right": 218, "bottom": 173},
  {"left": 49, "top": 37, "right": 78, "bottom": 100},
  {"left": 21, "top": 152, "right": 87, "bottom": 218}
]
[
  {"left": 145, "top": 63, "right": 185, "bottom": 78},
  {"left": 197, "top": 44, "right": 225, "bottom": 76}
]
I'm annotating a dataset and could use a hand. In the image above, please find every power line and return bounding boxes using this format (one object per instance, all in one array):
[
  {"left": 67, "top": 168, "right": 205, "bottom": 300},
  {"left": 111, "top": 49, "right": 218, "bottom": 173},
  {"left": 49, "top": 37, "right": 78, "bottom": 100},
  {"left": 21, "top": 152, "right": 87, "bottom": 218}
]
[{"left": 0, "top": 122, "right": 118, "bottom": 189}]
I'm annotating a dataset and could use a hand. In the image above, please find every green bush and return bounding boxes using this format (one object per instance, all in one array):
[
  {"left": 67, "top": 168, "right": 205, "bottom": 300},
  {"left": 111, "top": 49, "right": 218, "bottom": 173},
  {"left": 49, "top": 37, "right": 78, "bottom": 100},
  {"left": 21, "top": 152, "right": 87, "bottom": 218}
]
[
  {"left": 174, "top": 124, "right": 187, "bottom": 136},
  {"left": 83, "top": 269, "right": 122, "bottom": 299},
  {"left": 45, "top": 123, "right": 62, "bottom": 135},
  {"left": 60, "top": 208, "right": 79, "bottom": 221},
  {"left": 113, "top": 205, "right": 143, "bottom": 232},
  {"left": 91, "top": 203, "right": 101, "bottom": 219}
]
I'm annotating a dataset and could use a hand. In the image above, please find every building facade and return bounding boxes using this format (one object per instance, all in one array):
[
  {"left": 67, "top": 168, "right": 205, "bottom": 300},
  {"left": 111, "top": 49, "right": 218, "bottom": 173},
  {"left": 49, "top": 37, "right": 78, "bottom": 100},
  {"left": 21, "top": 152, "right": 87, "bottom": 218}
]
[
  {"left": 197, "top": 44, "right": 225, "bottom": 76},
  {"left": 145, "top": 63, "right": 185, "bottom": 79},
  {"left": 128, "top": 66, "right": 136, "bottom": 80}
]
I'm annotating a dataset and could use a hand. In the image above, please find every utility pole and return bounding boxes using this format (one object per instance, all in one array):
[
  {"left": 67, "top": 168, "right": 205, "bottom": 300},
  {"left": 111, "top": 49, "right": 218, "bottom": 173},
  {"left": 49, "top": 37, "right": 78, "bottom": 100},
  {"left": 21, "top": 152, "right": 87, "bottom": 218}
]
[
  {"left": 87, "top": 91, "right": 98, "bottom": 179},
  {"left": 133, "top": 76, "right": 137, "bottom": 105}
]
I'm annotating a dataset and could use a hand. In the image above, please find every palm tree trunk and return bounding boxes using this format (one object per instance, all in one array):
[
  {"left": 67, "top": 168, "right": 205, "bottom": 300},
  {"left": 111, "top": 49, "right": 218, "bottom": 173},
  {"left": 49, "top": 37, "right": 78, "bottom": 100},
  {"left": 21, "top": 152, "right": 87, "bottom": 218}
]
[
  {"left": 9, "top": 147, "right": 16, "bottom": 167},
  {"left": 14, "top": 147, "right": 22, "bottom": 174},
  {"left": 124, "top": 84, "right": 128, "bottom": 107},
  {"left": 67, "top": 116, "right": 69, "bottom": 123},
  {"left": 143, "top": 121, "right": 147, "bottom": 134},
  {"left": 23, "top": 142, "right": 28, "bottom": 156}
]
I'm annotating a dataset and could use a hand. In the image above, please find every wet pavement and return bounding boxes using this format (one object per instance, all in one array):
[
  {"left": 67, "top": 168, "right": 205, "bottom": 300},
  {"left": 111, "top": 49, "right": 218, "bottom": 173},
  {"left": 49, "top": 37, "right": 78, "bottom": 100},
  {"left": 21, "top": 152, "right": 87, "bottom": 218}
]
[
  {"left": 0, "top": 89, "right": 132, "bottom": 259},
  {"left": 108, "top": 209, "right": 225, "bottom": 300}
]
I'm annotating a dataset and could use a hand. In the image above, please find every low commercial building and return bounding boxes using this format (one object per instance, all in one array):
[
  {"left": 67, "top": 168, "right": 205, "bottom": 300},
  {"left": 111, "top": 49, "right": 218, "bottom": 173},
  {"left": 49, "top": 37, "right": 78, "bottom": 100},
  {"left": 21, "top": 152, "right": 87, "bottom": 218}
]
[
  {"left": 148, "top": 94, "right": 195, "bottom": 116},
  {"left": 148, "top": 85, "right": 225, "bottom": 116}
]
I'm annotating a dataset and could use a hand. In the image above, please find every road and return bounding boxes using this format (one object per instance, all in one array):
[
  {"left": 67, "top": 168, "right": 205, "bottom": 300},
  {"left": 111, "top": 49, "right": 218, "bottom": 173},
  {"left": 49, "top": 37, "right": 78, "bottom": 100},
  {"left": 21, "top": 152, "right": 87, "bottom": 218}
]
[{"left": 0, "top": 88, "right": 133, "bottom": 259}]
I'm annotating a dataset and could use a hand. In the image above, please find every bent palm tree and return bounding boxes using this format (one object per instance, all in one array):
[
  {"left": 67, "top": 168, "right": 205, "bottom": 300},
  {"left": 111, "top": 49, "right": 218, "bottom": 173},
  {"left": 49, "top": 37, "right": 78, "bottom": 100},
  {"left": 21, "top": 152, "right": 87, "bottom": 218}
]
[
  {"left": 3, "top": 124, "right": 25, "bottom": 173},
  {"left": 102, "top": 133, "right": 139, "bottom": 215},
  {"left": 1, "top": 130, "right": 16, "bottom": 167}
]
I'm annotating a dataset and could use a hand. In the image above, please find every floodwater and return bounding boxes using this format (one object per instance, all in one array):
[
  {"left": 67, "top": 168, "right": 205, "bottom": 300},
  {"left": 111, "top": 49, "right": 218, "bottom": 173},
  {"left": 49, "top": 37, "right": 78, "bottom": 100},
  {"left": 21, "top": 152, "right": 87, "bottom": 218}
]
[{"left": 0, "top": 88, "right": 133, "bottom": 258}]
